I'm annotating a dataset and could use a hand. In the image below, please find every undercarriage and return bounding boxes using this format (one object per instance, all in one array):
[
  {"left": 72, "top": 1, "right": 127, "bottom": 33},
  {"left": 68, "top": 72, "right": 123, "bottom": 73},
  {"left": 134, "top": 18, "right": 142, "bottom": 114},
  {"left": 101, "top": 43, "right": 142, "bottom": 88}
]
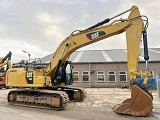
[{"left": 7, "top": 87, "right": 87, "bottom": 110}]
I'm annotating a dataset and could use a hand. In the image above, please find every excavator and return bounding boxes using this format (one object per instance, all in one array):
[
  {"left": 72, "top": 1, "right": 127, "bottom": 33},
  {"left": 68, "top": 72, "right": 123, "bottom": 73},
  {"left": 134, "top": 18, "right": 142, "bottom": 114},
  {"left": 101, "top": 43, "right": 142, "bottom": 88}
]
[
  {"left": 5, "top": 5, "right": 153, "bottom": 116},
  {"left": 0, "top": 51, "right": 12, "bottom": 89}
]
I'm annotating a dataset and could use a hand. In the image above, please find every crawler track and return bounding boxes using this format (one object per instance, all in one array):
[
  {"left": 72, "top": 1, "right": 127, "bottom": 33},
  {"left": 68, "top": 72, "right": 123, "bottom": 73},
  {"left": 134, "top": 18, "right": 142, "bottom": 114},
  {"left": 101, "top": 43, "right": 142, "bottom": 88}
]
[
  {"left": 7, "top": 89, "right": 69, "bottom": 110},
  {"left": 58, "top": 87, "right": 87, "bottom": 102}
]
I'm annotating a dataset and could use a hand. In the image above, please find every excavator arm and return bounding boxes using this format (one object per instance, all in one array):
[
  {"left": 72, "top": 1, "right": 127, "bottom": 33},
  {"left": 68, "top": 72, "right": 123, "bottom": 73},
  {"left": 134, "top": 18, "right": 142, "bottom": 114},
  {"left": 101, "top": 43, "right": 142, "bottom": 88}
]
[
  {"left": 0, "top": 51, "right": 12, "bottom": 76},
  {"left": 112, "top": 7, "right": 153, "bottom": 116}
]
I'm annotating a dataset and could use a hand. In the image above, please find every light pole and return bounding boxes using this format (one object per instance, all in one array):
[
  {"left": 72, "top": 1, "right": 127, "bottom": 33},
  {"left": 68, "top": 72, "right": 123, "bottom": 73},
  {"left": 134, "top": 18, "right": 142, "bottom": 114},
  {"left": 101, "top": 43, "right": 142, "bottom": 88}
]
[{"left": 22, "top": 50, "right": 31, "bottom": 61}]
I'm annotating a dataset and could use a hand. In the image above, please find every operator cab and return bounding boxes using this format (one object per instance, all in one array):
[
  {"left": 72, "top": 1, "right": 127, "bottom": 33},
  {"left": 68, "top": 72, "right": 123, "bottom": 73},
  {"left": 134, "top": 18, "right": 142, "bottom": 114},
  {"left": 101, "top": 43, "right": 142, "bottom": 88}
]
[{"left": 52, "top": 60, "right": 73, "bottom": 86}]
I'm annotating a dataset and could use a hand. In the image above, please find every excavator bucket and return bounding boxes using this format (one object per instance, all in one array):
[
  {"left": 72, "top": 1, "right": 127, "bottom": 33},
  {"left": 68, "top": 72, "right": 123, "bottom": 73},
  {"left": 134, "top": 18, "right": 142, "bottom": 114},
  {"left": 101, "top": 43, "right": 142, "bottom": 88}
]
[{"left": 112, "top": 85, "right": 153, "bottom": 116}]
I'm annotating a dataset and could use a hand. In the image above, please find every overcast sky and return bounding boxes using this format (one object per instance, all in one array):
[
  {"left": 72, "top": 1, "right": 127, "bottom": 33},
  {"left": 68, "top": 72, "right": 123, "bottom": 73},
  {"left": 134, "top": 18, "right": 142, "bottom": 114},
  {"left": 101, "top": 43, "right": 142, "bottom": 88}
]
[{"left": 0, "top": 0, "right": 160, "bottom": 62}]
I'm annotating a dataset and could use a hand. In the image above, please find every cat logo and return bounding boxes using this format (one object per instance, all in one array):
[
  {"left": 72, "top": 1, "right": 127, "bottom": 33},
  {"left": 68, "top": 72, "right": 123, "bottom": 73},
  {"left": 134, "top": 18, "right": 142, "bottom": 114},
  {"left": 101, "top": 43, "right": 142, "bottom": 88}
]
[
  {"left": 86, "top": 31, "right": 106, "bottom": 40},
  {"left": 26, "top": 71, "right": 33, "bottom": 84},
  {"left": 91, "top": 32, "right": 99, "bottom": 40}
]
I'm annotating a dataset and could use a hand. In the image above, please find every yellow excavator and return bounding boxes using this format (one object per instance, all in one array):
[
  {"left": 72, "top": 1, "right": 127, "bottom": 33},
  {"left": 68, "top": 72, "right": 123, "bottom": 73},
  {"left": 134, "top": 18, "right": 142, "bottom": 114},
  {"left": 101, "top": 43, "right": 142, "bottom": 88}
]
[
  {"left": 0, "top": 51, "right": 12, "bottom": 89},
  {"left": 6, "top": 6, "right": 153, "bottom": 116}
]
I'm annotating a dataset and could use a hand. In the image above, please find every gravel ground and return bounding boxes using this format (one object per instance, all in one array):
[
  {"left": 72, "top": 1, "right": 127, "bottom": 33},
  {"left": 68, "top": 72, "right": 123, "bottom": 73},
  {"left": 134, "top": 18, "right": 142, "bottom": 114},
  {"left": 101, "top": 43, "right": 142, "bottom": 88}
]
[{"left": 0, "top": 88, "right": 159, "bottom": 120}]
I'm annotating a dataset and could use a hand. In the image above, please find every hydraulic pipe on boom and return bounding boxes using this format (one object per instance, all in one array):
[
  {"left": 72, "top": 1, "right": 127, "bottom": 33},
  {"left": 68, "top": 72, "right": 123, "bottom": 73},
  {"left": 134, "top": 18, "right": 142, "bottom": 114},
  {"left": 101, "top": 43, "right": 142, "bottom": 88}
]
[{"left": 85, "top": 8, "right": 131, "bottom": 31}]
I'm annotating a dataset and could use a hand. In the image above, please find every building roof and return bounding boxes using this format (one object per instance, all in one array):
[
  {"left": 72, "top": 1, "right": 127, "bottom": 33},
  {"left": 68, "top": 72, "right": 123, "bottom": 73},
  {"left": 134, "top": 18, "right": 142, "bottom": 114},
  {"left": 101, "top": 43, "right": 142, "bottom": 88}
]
[{"left": 40, "top": 48, "right": 160, "bottom": 63}]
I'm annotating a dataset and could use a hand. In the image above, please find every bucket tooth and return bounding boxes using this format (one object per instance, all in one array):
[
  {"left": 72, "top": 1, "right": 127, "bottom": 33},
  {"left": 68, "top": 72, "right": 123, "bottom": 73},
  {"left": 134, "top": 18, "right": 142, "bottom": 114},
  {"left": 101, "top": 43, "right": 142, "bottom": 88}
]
[{"left": 113, "top": 85, "right": 153, "bottom": 116}]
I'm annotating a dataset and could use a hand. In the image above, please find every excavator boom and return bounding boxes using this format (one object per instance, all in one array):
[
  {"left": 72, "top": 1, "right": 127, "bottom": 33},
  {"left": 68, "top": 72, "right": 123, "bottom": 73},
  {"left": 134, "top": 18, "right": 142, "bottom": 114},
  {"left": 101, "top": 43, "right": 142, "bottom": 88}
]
[{"left": 45, "top": 21, "right": 131, "bottom": 76}]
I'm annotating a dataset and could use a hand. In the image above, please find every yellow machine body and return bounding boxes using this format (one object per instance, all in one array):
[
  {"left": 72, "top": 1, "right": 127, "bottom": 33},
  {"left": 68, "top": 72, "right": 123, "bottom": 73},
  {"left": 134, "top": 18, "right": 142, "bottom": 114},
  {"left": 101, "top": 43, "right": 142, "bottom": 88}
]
[{"left": 6, "top": 68, "right": 51, "bottom": 87}]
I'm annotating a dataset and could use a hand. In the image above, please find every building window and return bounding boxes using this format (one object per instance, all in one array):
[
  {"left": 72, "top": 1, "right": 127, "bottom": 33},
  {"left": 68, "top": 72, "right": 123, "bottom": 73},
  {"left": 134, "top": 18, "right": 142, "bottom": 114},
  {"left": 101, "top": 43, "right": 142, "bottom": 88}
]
[
  {"left": 119, "top": 71, "right": 127, "bottom": 82},
  {"left": 97, "top": 71, "right": 105, "bottom": 82},
  {"left": 82, "top": 71, "right": 89, "bottom": 82},
  {"left": 108, "top": 71, "right": 116, "bottom": 82},
  {"left": 73, "top": 71, "right": 79, "bottom": 82}
]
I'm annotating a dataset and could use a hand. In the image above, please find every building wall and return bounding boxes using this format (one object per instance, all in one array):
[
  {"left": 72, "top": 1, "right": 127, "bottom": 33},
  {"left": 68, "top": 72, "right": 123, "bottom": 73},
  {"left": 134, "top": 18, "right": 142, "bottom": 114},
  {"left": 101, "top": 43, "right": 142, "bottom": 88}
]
[{"left": 71, "top": 62, "right": 160, "bottom": 88}]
